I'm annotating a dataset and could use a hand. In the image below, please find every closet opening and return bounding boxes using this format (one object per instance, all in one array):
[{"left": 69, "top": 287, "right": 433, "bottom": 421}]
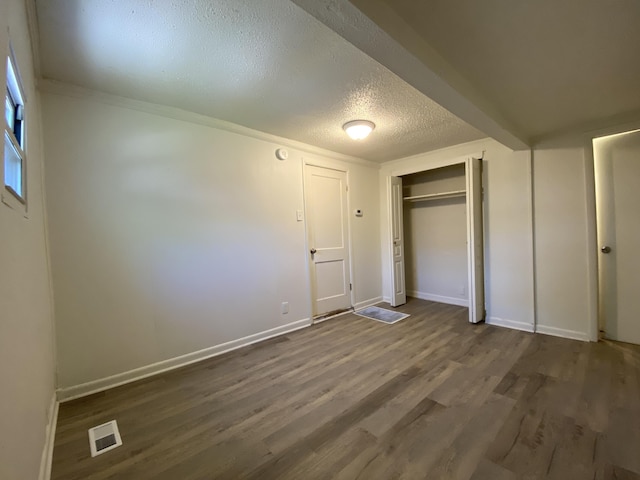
[
  {"left": 403, "top": 164, "right": 468, "bottom": 308},
  {"left": 387, "top": 156, "right": 484, "bottom": 323}
]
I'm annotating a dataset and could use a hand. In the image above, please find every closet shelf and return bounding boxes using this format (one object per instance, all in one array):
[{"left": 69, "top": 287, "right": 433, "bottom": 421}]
[{"left": 403, "top": 189, "right": 466, "bottom": 202}]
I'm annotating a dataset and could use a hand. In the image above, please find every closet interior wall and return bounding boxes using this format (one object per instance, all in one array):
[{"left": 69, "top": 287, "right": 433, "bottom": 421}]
[{"left": 402, "top": 164, "right": 469, "bottom": 307}]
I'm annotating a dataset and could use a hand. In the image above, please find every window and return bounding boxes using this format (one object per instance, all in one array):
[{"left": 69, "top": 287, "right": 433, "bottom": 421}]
[{"left": 4, "top": 53, "right": 26, "bottom": 204}]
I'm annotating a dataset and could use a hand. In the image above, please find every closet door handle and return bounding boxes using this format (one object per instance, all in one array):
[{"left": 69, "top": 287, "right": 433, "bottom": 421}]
[
  {"left": 310, "top": 248, "right": 317, "bottom": 255},
  {"left": 601, "top": 246, "right": 612, "bottom": 254}
]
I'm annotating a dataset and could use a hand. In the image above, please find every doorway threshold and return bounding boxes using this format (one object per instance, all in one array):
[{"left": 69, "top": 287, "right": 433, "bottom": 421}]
[{"left": 312, "top": 307, "right": 354, "bottom": 324}]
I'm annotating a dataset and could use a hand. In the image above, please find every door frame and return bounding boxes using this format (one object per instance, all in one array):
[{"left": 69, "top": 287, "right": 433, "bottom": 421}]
[
  {"left": 590, "top": 127, "right": 640, "bottom": 342},
  {"left": 383, "top": 151, "right": 484, "bottom": 322},
  {"left": 302, "top": 158, "right": 355, "bottom": 321},
  {"left": 580, "top": 119, "right": 640, "bottom": 342}
]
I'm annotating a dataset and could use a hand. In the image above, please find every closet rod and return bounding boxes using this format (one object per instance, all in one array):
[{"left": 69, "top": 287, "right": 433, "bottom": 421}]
[{"left": 403, "top": 189, "right": 466, "bottom": 202}]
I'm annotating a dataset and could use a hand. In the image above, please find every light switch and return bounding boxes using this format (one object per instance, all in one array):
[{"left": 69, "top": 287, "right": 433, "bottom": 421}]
[{"left": 296, "top": 209, "right": 304, "bottom": 221}]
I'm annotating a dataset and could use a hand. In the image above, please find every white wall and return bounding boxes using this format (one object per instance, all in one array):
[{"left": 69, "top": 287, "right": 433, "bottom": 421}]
[
  {"left": 380, "top": 138, "right": 536, "bottom": 331},
  {"left": 532, "top": 139, "right": 596, "bottom": 340},
  {"left": 0, "top": 1, "right": 57, "bottom": 479},
  {"left": 380, "top": 136, "right": 601, "bottom": 341},
  {"left": 483, "top": 145, "right": 536, "bottom": 330},
  {"left": 42, "top": 90, "right": 381, "bottom": 392}
]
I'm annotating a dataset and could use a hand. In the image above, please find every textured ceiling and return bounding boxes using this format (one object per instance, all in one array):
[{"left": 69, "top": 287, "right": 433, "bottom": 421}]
[
  {"left": 378, "top": 0, "right": 640, "bottom": 140},
  {"left": 35, "top": 0, "right": 484, "bottom": 162}
]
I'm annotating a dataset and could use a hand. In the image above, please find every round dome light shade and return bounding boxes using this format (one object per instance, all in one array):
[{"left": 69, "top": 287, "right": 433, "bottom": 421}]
[{"left": 343, "top": 120, "right": 375, "bottom": 140}]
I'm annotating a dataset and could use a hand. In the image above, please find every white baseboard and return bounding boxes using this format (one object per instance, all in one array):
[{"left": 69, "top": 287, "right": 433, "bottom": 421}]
[
  {"left": 486, "top": 316, "right": 535, "bottom": 333},
  {"left": 408, "top": 291, "right": 469, "bottom": 308},
  {"left": 535, "top": 324, "right": 590, "bottom": 342},
  {"left": 57, "top": 318, "right": 311, "bottom": 402},
  {"left": 353, "top": 296, "right": 383, "bottom": 310},
  {"left": 38, "top": 392, "right": 59, "bottom": 480},
  {"left": 382, "top": 296, "right": 391, "bottom": 304}
]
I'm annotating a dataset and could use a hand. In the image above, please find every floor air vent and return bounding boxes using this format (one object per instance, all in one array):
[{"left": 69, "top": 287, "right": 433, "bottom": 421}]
[{"left": 88, "top": 420, "right": 122, "bottom": 457}]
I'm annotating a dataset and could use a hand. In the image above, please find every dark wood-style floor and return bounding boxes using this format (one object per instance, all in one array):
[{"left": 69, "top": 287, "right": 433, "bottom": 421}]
[{"left": 51, "top": 298, "right": 640, "bottom": 479}]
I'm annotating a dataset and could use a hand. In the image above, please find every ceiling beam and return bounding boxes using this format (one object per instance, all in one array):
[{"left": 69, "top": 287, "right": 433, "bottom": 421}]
[{"left": 291, "top": 0, "right": 530, "bottom": 151}]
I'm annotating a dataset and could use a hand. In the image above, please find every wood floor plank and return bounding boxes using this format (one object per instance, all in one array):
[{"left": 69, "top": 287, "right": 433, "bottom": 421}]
[
  {"left": 50, "top": 298, "right": 640, "bottom": 479},
  {"left": 424, "top": 394, "right": 515, "bottom": 480},
  {"left": 469, "top": 459, "right": 517, "bottom": 480}
]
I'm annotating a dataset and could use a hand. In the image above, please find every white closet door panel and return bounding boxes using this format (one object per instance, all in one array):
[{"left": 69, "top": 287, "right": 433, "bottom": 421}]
[
  {"left": 466, "top": 157, "right": 485, "bottom": 323},
  {"left": 389, "top": 176, "right": 406, "bottom": 306}
]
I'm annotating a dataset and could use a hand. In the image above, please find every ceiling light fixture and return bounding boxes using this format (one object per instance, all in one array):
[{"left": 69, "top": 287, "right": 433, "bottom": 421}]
[{"left": 343, "top": 120, "right": 375, "bottom": 140}]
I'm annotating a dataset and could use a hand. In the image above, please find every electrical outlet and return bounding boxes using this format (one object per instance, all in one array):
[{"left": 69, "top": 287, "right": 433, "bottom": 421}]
[{"left": 281, "top": 302, "right": 289, "bottom": 314}]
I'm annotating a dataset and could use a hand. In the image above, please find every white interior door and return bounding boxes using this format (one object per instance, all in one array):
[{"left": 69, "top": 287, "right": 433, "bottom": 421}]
[
  {"left": 466, "top": 158, "right": 485, "bottom": 323},
  {"left": 305, "top": 165, "right": 352, "bottom": 317},
  {"left": 594, "top": 129, "right": 640, "bottom": 345},
  {"left": 389, "top": 176, "right": 406, "bottom": 307}
]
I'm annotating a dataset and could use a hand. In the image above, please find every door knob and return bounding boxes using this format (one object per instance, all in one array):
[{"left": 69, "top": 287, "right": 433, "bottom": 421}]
[
  {"left": 601, "top": 246, "right": 612, "bottom": 253},
  {"left": 310, "top": 248, "right": 317, "bottom": 255}
]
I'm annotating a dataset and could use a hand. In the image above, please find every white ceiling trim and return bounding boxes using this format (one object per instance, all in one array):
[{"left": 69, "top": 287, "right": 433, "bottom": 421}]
[
  {"left": 38, "top": 79, "right": 381, "bottom": 169},
  {"left": 291, "top": 0, "right": 530, "bottom": 151},
  {"left": 381, "top": 137, "right": 493, "bottom": 169},
  {"left": 532, "top": 108, "right": 640, "bottom": 146},
  {"left": 25, "top": 0, "right": 41, "bottom": 80}
]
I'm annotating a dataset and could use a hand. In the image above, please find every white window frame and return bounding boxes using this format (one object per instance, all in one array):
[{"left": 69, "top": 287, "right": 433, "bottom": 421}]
[{"left": 3, "top": 46, "right": 27, "bottom": 213}]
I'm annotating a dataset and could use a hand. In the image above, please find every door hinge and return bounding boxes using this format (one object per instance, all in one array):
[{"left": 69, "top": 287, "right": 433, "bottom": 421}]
[{"left": 350, "top": 283, "right": 352, "bottom": 291}]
